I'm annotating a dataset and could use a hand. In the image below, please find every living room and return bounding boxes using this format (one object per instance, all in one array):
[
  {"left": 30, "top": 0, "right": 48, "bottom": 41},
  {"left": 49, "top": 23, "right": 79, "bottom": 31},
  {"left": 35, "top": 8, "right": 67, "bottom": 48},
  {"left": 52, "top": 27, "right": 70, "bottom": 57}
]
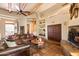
[{"left": 0, "top": 3, "right": 79, "bottom": 56}]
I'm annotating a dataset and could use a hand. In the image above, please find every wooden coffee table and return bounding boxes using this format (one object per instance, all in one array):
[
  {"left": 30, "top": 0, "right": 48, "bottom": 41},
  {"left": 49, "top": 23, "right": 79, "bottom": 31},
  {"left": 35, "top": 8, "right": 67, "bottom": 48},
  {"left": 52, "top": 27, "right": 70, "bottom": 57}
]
[{"left": 31, "top": 39, "right": 38, "bottom": 45}]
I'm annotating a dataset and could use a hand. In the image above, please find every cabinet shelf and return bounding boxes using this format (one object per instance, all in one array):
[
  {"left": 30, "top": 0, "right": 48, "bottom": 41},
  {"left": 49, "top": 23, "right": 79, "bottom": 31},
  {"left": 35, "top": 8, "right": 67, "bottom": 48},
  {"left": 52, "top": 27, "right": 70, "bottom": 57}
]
[{"left": 38, "top": 19, "right": 45, "bottom": 37}]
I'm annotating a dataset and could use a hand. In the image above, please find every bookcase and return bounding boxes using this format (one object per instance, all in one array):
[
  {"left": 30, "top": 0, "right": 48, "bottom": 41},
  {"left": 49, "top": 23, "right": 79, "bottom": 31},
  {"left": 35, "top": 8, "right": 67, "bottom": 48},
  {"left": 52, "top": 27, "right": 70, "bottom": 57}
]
[{"left": 38, "top": 19, "right": 45, "bottom": 37}]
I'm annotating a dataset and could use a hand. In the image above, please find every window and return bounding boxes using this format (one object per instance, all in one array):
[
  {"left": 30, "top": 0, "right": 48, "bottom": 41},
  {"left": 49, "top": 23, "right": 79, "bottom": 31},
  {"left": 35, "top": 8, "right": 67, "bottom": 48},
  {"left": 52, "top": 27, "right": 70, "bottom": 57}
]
[{"left": 5, "top": 24, "right": 15, "bottom": 36}]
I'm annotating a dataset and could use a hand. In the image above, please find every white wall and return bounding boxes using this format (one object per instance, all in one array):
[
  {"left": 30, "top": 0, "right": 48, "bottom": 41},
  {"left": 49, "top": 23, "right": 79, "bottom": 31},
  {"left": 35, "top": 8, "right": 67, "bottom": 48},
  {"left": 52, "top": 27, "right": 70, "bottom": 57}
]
[
  {"left": 68, "top": 17, "right": 79, "bottom": 26},
  {"left": 0, "top": 8, "right": 37, "bottom": 37},
  {"left": 0, "top": 19, "right": 16, "bottom": 38},
  {"left": 0, "top": 8, "right": 18, "bottom": 38},
  {"left": 18, "top": 15, "right": 37, "bottom": 34},
  {"left": 44, "top": 5, "right": 79, "bottom": 41},
  {"left": 0, "top": 19, "right": 5, "bottom": 38},
  {"left": 36, "top": 5, "right": 70, "bottom": 41},
  {"left": 1, "top": 4, "right": 79, "bottom": 41},
  {"left": 18, "top": 17, "right": 27, "bottom": 34}
]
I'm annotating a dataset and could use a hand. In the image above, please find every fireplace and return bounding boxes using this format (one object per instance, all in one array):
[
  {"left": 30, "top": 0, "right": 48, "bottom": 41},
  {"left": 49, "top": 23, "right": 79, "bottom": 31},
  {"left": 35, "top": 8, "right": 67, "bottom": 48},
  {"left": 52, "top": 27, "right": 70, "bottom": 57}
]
[{"left": 68, "top": 25, "right": 79, "bottom": 48}]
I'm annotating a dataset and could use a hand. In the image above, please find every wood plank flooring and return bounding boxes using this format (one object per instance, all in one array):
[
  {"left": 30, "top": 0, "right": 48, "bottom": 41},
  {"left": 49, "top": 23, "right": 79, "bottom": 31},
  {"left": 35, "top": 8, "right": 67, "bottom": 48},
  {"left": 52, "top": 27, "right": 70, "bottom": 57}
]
[{"left": 30, "top": 40, "right": 65, "bottom": 56}]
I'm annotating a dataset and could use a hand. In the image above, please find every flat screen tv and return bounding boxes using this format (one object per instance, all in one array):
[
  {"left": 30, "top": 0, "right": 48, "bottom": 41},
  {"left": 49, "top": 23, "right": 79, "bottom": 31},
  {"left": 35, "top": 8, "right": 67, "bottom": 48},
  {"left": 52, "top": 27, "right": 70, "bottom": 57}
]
[{"left": 68, "top": 25, "right": 79, "bottom": 48}]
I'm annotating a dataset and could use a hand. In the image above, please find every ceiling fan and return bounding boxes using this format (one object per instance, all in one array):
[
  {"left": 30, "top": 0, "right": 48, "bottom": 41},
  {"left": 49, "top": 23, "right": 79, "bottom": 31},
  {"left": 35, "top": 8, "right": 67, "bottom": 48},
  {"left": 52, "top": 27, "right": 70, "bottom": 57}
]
[{"left": 15, "top": 4, "right": 31, "bottom": 16}]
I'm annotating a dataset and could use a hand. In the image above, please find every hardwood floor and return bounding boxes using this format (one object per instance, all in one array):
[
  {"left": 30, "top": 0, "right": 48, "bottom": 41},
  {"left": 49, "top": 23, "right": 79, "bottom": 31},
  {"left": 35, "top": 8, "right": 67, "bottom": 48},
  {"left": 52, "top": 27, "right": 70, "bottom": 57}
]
[{"left": 30, "top": 40, "right": 65, "bottom": 56}]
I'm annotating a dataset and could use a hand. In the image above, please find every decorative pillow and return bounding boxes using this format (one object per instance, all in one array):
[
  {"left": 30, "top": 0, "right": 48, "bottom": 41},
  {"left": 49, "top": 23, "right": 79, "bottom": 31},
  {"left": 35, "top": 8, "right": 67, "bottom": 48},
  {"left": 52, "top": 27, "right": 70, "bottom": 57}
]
[{"left": 0, "top": 40, "right": 8, "bottom": 50}]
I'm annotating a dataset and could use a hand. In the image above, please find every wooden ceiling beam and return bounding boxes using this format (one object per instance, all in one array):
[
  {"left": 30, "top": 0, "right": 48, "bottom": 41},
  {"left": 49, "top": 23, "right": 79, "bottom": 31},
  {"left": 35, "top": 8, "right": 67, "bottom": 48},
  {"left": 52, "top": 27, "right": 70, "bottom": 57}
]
[
  {"left": 22, "top": 3, "right": 27, "bottom": 11},
  {"left": 19, "top": 3, "right": 27, "bottom": 11},
  {"left": 31, "top": 3, "right": 42, "bottom": 12}
]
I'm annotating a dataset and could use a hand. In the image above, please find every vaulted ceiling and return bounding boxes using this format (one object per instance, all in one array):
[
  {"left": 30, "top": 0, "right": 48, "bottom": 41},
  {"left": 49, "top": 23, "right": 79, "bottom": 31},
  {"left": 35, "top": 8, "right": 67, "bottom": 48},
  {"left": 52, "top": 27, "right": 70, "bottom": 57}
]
[
  {"left": 0, "top": 3, "right": 42, "bottom": 12},
  {"left": 0, "top": 3, "right": 69, "bottom": 20},
  {"left": 0, "top": 3, "right": 67, "bottom": 13}
]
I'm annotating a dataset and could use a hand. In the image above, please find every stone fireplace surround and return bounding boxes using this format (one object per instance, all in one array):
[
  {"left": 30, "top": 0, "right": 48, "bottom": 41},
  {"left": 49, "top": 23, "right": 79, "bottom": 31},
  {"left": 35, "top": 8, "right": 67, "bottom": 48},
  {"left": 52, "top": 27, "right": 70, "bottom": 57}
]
[{"left": 61, "top": 25, "right": 79, "bottom": 56}]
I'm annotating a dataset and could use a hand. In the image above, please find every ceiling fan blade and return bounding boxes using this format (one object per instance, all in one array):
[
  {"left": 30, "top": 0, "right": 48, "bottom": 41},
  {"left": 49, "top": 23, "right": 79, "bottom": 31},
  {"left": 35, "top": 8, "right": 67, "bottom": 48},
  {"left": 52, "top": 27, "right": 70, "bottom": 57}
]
[
  {"left": 24, "top": 11, "right": 31, "bottom": 15},
  {"left": 15, "top": 3, "right": 31, "bottom": 16},
  {"left": 20, "top": 12, "right": 28, "bottom": 16},
  {"left": 15, "top": 5, "right": 20, "bottom": 11}
]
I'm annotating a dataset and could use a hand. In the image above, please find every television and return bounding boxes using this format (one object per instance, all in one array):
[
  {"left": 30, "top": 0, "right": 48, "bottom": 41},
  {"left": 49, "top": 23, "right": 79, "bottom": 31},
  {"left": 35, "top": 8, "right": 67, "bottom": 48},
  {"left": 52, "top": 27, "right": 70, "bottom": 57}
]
[{"left": 68, "top": 25, "right": 79, "bottom": 48}]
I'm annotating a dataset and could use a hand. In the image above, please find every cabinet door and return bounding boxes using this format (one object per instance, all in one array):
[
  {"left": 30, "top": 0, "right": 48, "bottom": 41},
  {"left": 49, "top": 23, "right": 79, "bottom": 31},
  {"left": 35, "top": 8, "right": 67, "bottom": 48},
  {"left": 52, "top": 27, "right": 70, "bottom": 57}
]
[{"left": 47, "top": 24, "right": 61, "bottom": 42}]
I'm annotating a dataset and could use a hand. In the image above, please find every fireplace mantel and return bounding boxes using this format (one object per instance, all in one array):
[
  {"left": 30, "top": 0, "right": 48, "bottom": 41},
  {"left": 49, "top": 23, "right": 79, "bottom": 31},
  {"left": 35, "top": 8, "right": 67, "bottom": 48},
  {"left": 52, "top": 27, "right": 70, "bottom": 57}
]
[{"left": 61, "top": 40, "right": 79, "bottom": 56}]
